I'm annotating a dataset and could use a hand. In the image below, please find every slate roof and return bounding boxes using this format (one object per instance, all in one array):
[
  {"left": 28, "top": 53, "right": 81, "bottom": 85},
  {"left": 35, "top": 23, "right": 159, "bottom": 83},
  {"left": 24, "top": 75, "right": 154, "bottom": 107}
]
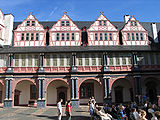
[{"left": 6, "top": 20, "right": 160, "bottom": 53}]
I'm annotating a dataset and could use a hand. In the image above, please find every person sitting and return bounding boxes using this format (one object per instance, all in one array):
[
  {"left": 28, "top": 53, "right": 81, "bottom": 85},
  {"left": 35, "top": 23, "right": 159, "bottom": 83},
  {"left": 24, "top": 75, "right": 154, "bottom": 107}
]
[
  {"left": 96, "top": 106, "right": 112, "bottom": 120},
  {"left": 139, "top": 110, "right": 147, "bottom": 120}
]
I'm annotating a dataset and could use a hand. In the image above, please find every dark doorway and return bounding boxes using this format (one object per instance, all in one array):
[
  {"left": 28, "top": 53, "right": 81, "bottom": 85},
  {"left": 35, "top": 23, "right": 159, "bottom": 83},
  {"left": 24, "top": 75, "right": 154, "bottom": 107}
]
[
  {"left": 146, "top": 81, "right": 157, "bottom": 104},
  {"left": 14, "top": 89, "right": 21, "bottom": 106},
  {"left": 115, "top": 86, "right": 123, "bottom": 103},
  {"left": 57, "top": 87, "right": 67, "bottom": 105}
]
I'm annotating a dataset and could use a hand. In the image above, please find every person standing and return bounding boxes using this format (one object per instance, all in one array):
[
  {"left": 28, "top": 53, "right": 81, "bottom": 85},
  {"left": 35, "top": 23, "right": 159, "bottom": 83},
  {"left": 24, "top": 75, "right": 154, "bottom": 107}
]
[
  {"left": 57, "top": 99, "right": 63, "bottom": 120},
  {"left": 66, "top": 100, "right": 71, "bottom": 120}
]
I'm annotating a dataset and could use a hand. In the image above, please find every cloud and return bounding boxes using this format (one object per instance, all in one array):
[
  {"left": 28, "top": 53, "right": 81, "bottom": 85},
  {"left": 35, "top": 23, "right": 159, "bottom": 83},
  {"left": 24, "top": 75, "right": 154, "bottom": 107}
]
[{"left": 49, "top": 6, "right": 58, "bottom": 16}]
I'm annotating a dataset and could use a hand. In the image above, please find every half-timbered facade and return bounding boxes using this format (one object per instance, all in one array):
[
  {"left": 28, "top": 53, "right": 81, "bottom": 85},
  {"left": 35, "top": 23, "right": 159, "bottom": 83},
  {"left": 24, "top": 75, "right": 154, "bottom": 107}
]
[
  {"left": 0, "top": 11, "right": 160, "bottom": 108},
  {"left": 87, "top": 12, "right": 119, "bottom": 46},
  {"left": 14, "top": 12, "right": 46, "bottom": 46},
  {"left": 121, "top": 15, "right": 148, "bottom": 45},
  {"left": 49, "top": 12, "right": 81, "bottom": 46}
]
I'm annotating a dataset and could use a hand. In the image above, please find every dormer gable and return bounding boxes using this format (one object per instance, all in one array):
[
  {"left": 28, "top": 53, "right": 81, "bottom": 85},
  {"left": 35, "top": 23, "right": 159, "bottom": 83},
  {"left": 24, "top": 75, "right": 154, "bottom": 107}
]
[
  {"left": 15, "top": 12, "right": 45, "bottom": 32},
  {"left": 49, "top": 12, "right": 80, "bottom": 32},
  {"left": 14, "top": 12, "right": 46, "bottom": 47},
  {"left": 121, "top": 16, "right": 147, "bottom": 32},
  {"left": 49, "top": 12, "right": 81, "bottom": 46},
  {"left": 121, "top": 15, "right": 148, "bottom": 45},
  {"left": 88, "top": 12, "right": 118, "bottom": 32},
  {"left": 87, "top": 12, "right": 119, "bottom": 46}
]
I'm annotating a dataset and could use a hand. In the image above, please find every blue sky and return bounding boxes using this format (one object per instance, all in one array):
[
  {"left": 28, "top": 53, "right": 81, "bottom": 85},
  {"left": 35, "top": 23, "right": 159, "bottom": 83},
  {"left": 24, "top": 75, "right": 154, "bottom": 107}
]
[{"left": 0, "top": 0, "right": 160, "bottom": 22}]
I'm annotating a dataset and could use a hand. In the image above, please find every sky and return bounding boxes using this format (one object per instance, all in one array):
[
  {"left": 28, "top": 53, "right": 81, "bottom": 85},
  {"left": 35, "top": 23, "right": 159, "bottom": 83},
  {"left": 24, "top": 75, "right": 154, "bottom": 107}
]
[{"left": 0, "top": 0, "right": 160, "bottom": 22}]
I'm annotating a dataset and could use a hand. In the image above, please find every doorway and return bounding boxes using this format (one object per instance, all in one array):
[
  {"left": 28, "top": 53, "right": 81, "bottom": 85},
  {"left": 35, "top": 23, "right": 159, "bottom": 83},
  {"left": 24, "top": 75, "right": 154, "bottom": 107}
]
[
  {"left": 57, "top": 87, "right": 67, "bottom": 105},
  {"left": 14, "top": 89, "right": 21, "bottom": 106},
  {"left": 115, "top": 86, "right": 123, "bottom": 103}
]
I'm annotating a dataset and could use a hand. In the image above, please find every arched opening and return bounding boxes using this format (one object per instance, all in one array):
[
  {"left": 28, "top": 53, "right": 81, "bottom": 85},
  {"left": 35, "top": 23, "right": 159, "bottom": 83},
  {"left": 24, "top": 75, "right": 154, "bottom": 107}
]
[
  {"left": 112, "top": 78, "right": 132, "bottom": 103},
  {"left": 79, "top": 79, "right": 103, "bottom": 104},
  {"left": 47, "top": 80, "right": 70, "bottom": 106},
  {"left": 0, "top": 82, "right": 3, "bottom": 104},
  {"left": 14, "top": 80, "right": 37, "bottom": 106},
  {"left": 143, "top": 78, "right": 160, "bottom": 104}
]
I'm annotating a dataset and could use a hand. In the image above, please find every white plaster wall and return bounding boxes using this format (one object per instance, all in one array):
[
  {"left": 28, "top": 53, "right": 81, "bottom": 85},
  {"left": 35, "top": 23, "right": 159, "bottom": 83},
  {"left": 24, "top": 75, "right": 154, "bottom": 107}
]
[
  {"left": 15, "top": 81, "right": 33, "bottom": 105},
  {"left": 47, "top": 80, "right": 70, "bottom": 105},
  {"left": 80, "top": 80, "right": 103, "bottom": 104},
  {"left": 111, "top": 79, "right": 131, "bottom": 103}
]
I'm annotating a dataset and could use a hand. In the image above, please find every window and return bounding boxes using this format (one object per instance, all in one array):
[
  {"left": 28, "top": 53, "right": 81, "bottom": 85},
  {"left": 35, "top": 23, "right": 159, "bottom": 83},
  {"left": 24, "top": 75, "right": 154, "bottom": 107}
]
[
  {"left": 122, "top": 57, "right": 126, "bottom": 65},
  {"left": 136, "top": 33, "right": 139, "bottom": 40},
  {"left": 128, "top": 56, "right": 132, "bottom": 65},
  {"left": 71, "top": 33, "right": 74, "bottom": 41},
  {"left": 105, "top": 33, "right": 107, "bottom": 40},
  {"left": 98, "top": 55, "right": 102, "bottom": 66},
  {"left": 92, "top": 55, "right": 96, "bottom": 66},
  {"left": 15, "top": 55, "right": 19, "bottom": 67},
  {"left": 85, "top": 54, "right": 89, "bottom": 66},
  {"left": 26, "top": 21, "right": 30, "bottom": 26},
  {"left": 135, "top": 21, "right": 137, "bottom": 26},
  {"left": 61, "top": 21, "right": 65, "bottom": 26},
  {"left": 30, "top": 85, "right": 36, "bottom": 99},
  {"left": 95, "top": 33, "right": 98, "bottom": 40},
  {"left": 115, "top": 55, "right": 120, "bottom": 65},
  {"left": 66, "top": 21, "right": 70, "bottom": 26},
  {"left": 132, "top": 33, "right": 135, "bottom": 40},
  {"left": 66, "top": 33, "right": 70, "bottom": 41},
  {"left": 46, "top": 55, "right": 50, "bottom": 67},
  {"left": 131, "top": 21, "right": 133, "bottom": 26},
  {"left": 100, "top": 33, "right": 103, "bottom": 40},
  {"left": 60, "top": 55, "right": 64, "bottom": 66},
  {"left": 21, "top": 33, "right": 24, "bottom": 41},
  {"left": 99, "top": 21, "right": 102, "bottom": 26},
  {"left": 80, "top": 83, "right": 94, "bottom": 98},
  {"left": 104, "top": 21, "right": 106, "bottom": 26},
  {"left": 127, "top": 33, "right": 130, "bottom": 41},
  {"left": 34, "top": 55, "right": 39, "bottom": 66},
  {"left": 31, "top": 21, "right": 35, "bottom": 26},
  {"left": 78, "top": 58, "right": 82, "bottom": 66},
  {"left": 66, "top": 55, "right": 70, "bottom": 66},
  {"left": 28, "top": 55, "right": 32, "bottom": 66},
  {"left": 140, "top": 33, "right": 143, "bottom": 40},
  {"left": 56, "top": 33, "right": 59, "bottom": 41},
  {"left": 31, "top": 33, "right": 34, "bottom": 41},
  {"left": 26, "top": 33, "right": 29, "bottom": 41},
  {"left": 109, "top": 57, "right": 113, "bottom": 66},
  {"left": 36, "top": 33, "right": 39, "bottom": 41},
  {"left": 109, "top": 33, "right": 112, "bottom": 40},
  {"left": 21, "top": 55, "right": 26, "bottom": 67},
  {"left": 53, "top": 55, "right": 57, "bottom": 66},
  {"left": 61, "top": 33, "right": 65, "bottom": 41}
]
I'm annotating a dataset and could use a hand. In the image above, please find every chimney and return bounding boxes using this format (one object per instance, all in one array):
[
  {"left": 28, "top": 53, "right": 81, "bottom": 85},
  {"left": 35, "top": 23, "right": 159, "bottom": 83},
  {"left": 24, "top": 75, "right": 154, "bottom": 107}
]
[
  {"left": 152, "top": 23, "right": 158, "bottom": 43},
  {"left": 124, "top": 15, "right": 130, "bottom": 23}
]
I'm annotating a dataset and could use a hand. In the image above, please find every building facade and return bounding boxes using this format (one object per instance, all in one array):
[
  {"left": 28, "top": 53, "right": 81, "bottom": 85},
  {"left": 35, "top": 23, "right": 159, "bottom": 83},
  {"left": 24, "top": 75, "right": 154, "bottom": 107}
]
[{"left": 0, "top": 10, "right": 160, "bottom": 108}]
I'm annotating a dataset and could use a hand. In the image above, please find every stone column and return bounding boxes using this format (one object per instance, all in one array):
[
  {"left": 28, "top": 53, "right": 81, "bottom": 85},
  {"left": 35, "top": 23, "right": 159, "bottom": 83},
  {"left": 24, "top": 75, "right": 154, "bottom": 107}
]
[
  {"left": 134, "top": 75, "right": 142, "bottom": 104},
  {"left": 103, "top": 52, "right": 109, "bottom": 72},
  {"left": 71, "top": 77, "right": 79, "bottom": 107},
  {"left": 38, "top": 53, "right": 44, "bottom": 72},
  {"left": 6, "top": 53, "right": 13, "bottom": 73},
  {"left": 4, "top": 78, "right": 13, "bottom": 108},
  {"left": 72, "top": 53, "right": 77, "bottom": 72},
  {"left": 103, "top": 76, "right": 112, "bottom": 104},
  {"left": 37, "top": 78, "right": 45, "bottom": 108}
]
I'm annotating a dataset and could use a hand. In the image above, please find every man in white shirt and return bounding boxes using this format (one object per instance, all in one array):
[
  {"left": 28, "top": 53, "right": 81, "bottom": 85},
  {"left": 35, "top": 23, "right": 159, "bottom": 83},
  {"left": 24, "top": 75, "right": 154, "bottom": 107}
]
[{"left": 57, "top": 99, "right": 63, "bottom": 120}]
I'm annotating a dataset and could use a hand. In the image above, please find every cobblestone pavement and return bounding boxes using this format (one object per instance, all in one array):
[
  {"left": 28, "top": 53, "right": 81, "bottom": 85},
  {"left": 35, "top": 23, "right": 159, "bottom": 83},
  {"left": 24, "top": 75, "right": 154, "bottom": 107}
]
[{"left": 0, "top": 106, "right": 90, "bottom": 120}]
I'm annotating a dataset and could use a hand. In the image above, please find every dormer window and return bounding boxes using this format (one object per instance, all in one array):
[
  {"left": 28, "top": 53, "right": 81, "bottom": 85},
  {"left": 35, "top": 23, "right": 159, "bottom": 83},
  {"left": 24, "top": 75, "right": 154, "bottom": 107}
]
[
  {"left": 31, "top": 21, "right": 35, "bottom": 26},
  {"left": 36, "top": 33, "right": 39, "bottom": 41},
  {"left": 99, "top": 33, "right": 103, "bottom": 40},
  {"left": 99, "top": 21, "right": 102, "bottom": 26},
  {"left": 31, "top": 33, "right": 34, "bottom": 41},
  {"left": 26, "top": 21, "right": 30, "bottom": 26},
  {"left": 127, "top": 33, "right": 130, "bottom": 40},
  {"left": 61, "top": 21, "right": 70, "bottom": 26},
  {"left": 56, "top": 33, "right": 59, "bottom": 41},
  {"left": 140, "top": 33, "right": 143, "bottom": 40},
  {"left": 136, "top": 33, "right": 139, "bottom": 40},
  {"left": 61, "top": 21, "right": 65, "bottom": 26},
  {"left": 71, "top": 33, "right": 74, "bottom": 41},
  {"left": 135, "top": 21, "right": 137, "bottom": 26},
  {"left": 99, "top": 21, "right": 106, "bottom": 26},
  {"left": 131, "top": 21, "right": 137, "bottom": 26},
  {"left": 66, "top": 21, "right": 70, "bottom": 26},
  {"left": 26, "top": 33, "right": 29, "bottom": 41},
  {"left": 131, "top": 21, "right": 133, "bottom": 26},
  {"left": 61, "top": 33, "right": 65, "bottom": 41}
]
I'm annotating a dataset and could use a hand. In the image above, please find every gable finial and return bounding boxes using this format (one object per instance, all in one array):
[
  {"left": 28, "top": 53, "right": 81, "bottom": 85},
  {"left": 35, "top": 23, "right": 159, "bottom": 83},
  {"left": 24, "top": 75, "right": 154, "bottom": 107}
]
[
  {"left": 64, "top": 12, "right": 67, "bottom": 15},
  {"left": 100, "top": 11, "right": 103, "bottom": 15},
  {"left": 132, "top": 15, "right": 134, "bottom": 17},
  {"left": 30, "top": 12, "right": 33, "bottom": 15}
]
